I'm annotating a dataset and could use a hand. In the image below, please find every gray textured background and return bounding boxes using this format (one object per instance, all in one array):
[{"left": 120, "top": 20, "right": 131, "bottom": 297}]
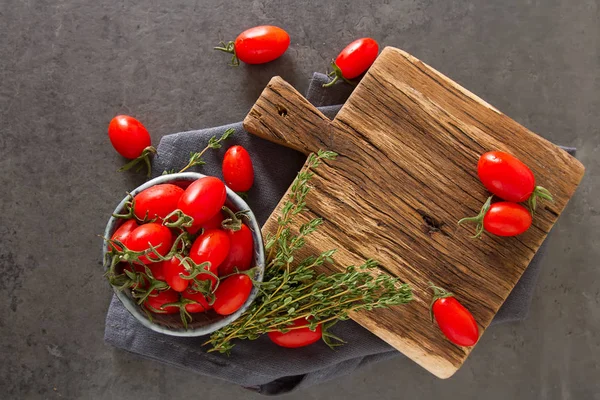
[{"left": 1, "top": 0, "right": 599, "bottom": 399}]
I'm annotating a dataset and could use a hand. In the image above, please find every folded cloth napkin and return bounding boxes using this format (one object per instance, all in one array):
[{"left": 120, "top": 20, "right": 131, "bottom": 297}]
[{"left": 105, "top": 73, "right": 576, "bottom": 395}]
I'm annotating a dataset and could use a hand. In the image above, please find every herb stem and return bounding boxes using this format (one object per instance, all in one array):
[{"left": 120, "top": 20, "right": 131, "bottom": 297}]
[
  {"left": 179, "top": 148, "right": 210, "bottom": 173},
  {"left": 178, "top": 128, "right": 234, "bottom": 173}
]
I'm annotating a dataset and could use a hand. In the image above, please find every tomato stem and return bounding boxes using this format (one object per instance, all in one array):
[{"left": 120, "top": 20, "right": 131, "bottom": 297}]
[
  {"left": 112, "top": 193, "right": 156, "bottom": 223},
  {"left": 322, "top": 75, "right": 339, "bottom": 88},
  {"left": 221, "top": 206, "right": 244, "bottom": 231},
  {"left": 162, "top": 299, "right": 196, "bottom": 329},
  {"left": 428, "top": 283, "right": 454, "bottom": 322},
  {"left": 140, "top": 234, "right": 183, "bottom": 262},
  {"left": 527, "top": 185, "right": 553, "bottom": 214},
  {"left": 118, "top": 146, "right": 156, "bottom": 178},
  {"left": 457, "top": 196, "right": 492, "bottom": 238},
  {"left": 163, "top": 209, "right": 195, "bottom": 229},
  {"left": 145, "top": 303, "right": 168, "bottom": 314},
  {"left": 177, "top": 255, "right": 220, "bottom": 300},
  {"left": 104, "top": 237, "right": 156, "bottom": 266},
  {"left": 218, "top": 266, "right": 259, "bottom": 281},
  {"left": 134, "top": 279, "right": 169, "bottom": 305},
  {"left": 214, "top": 41, "right": 240, "bottom": 66},
  {"left": 111, "top": 193, "right": 135, "bottom": 220},
  {"left": 322, "top": 60, "right": 358, "bottom": 88}
]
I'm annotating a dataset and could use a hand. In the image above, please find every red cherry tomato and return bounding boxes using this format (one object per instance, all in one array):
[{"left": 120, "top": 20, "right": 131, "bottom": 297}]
[
  {"left": 268, "top": 318, "right": 323, "bottom": 348},
  {"left": 177, "top": 177, "right": 227, "bottom": 226},
  {"left": 124, "top": 223, "right": 173, "bottom": 264},
  {"left": 459, "top": 196, "right": 533, "bottom": 237},
  {"left": 144, "top": 289, "right": 180, "bottom": 314},
  {"left": 220, "top": 224, "right": 254, "bottom": 276},
  {"left": 190, "top": 229, "right": 231, "bottom": 288},
  {"left": 108, "top": 115, "right": 151, "bottom": 159},
  {"left": 182, "top": 288, "right": 212, "bottom": 313},
  {"left": 217, "top": 26, "right": 290, "bottom": 65},
  {"left": 431, "top": 288, "right": 479, "bottom": 347},
  {"left": 213, "top": 274, "right": 253, "bottom": 315},
  {"left": 484, "top": 202, "right": 532, "bottom": 236},
  {"left": 222, "top": 146, "right": 254, "bottom": 192},
  {"left": 133, "top": 184, "right": 184, "bottom": 221},
  {"left": 325, "top": 38, "right": 379, "bottom": 87},
  {"left": 109, "top": 219, "right": 138, "bottom": 251},
  {"left": 336, "top": 38, "right": 379, "bottom": 79},
  {"left": 162, "top": 257, "right": 190, "bottom": 292},
  {"left": 477, "top": 151, "right": 536, "bottom": 203}
]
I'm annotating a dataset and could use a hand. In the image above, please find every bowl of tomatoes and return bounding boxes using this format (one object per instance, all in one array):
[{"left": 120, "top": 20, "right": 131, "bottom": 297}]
[{"left": 102, "top": 172, "right": 265, "bottom": 337}]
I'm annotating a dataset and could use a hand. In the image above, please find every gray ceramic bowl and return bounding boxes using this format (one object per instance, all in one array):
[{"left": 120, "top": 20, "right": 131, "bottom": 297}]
[{"left": 102, "top": 172, "right": 265, "bottom": 337}]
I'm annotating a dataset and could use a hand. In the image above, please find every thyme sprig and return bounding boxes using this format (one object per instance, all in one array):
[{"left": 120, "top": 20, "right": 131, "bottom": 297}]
[{"left": 177, "top": 128, "right": 235, "bottom": 173}]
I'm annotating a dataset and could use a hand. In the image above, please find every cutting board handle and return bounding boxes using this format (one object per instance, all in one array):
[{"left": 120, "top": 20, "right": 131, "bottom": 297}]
[{"left": 243, "top": 76, "right": 332, "bottom": 155}]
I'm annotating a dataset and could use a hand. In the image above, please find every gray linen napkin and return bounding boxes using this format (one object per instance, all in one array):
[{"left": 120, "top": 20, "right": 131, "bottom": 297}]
[{"left": 105, "top": 73, "right": 576, "bottom": 395}]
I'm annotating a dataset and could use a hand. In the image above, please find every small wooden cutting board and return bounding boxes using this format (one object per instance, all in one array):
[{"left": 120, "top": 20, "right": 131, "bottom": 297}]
[{"left": 242, "top": 47, "right": 584, "bottom": 378}]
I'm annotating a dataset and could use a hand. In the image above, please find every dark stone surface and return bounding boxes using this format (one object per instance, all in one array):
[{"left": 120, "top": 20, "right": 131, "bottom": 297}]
[{"left": 0, "top": 0, "right": 598, "bottom": 398}]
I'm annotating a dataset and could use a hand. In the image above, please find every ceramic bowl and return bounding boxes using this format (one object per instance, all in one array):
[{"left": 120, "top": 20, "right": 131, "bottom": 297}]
[{"left": 102, "top": 172, "right": 265, "bottom": 337}]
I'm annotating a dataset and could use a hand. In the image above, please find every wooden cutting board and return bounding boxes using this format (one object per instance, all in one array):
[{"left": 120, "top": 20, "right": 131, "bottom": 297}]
[{"left": 242, "top": 47, "right": 584, "bottom": 378}]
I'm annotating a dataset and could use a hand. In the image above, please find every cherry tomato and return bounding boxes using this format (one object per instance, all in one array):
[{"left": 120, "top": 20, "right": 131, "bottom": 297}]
[
  {"left": 109, "top": 219, "right": 138, "bottom": 251},
  {"left": 190, "top": 229, "right": 231, "bottom": 287},
  {"left": 484, "top": 202, "right": 532, "bottom": 236},
  {"left": 222, "top": 146, "right": 254, "bottom": 192},
  {"left": 220, "top": 224, "right": 254, "bottom": 276},
  {"left": 477, "top": 151, "right": 553, "bottom": 211},
  {"left": 213, "top": 274, "right": 253, "bottom": 315},
  {"left": 324, "top": 38, "right": 379, "bottom": 87},
  {"left": 177, "top": 177, "right": 227, "bottom": 226},
  {"left": 216, "top": 26, "right": 290, "bottom": 65},
  {"left": 144, "top": 289, "right": 180, "bottom": 314},
  {"left": 459, "top": 196, "right": 532, "bottom": 237},
  {"left": 162, "top": 257, "right": 190, "bottom": 292},
  {"left": 182, "top": 288, "right": 212, "bottom": 313},
  {"left": 477, "top": 151, "right": 535, "bottom": 202},
  {"left": 430, "top": 287, "right": 479, "bottom": 347},
  {"left": 108, "top": 115, "right": 151, "bottom": 159},
  {"left": 124, "top": 223, "right": 174, "bottom": 264},
  {"left": 133, "top": 184, "right": 184, "bottom": 221},
  {"left": 268, "top": 318, "right": 322, "bottom": 348}
]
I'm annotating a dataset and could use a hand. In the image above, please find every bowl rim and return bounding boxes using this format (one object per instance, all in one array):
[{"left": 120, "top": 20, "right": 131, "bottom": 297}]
[{"left": 102, "top": 172, "right": 265, "bottom": 337}]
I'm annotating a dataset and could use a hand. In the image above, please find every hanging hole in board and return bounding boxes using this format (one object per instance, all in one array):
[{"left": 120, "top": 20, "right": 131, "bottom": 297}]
[{"left": 276, "top": 105, "right": 288, "bottom": 117}]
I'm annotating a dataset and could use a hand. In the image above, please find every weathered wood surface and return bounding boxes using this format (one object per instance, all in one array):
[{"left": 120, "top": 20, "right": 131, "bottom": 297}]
[{"left": 243, "top": 47, "right": 585, "bottom": 378}]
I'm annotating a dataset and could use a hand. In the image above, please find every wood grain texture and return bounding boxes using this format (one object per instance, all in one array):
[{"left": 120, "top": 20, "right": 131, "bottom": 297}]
[{"left": 243, "top": 47, "right": 585, "bottom": 378}]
